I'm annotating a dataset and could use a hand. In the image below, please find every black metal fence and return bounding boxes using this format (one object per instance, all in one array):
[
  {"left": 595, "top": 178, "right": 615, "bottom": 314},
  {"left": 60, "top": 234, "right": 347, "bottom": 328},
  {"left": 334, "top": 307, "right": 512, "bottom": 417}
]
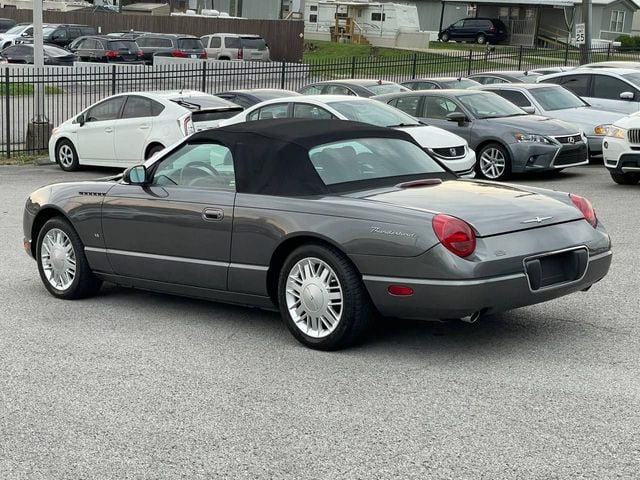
[{"left": 3, "top": 45, "right": 640, "bottom": 156}]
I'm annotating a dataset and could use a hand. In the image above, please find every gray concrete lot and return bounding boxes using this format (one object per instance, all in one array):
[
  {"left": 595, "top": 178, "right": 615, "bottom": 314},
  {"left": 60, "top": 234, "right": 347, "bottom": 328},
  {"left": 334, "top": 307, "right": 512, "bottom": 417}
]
[{"left": 0, "top": 163, "right": 638, "bottom": 479}]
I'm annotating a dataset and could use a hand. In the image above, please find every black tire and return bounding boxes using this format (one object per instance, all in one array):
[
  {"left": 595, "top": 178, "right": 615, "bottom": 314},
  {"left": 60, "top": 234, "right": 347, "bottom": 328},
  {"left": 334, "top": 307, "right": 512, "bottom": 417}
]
[
  {"left": 476, "top": 143, "right": 512, "bottom": 181},
  {"left": 441, "top": 33, "right": 450, "bottom": 42},
  {"left": 610, "top": 171, "right": 640, "bottom": 185},
  {"left": 277, "top": 243, "right": 372, "bottom": 350},
  {"left": 477, "top": 33, "right": 487, "bottom": 45},
  {"left": 55, "top": 139, "right": 80, "bottom": 172},
  {"left": 145, "top": 143, "right": 165, "bottom": 160},
  {"left": 36, "top": 217, "right": 102, "bottom": 300}
]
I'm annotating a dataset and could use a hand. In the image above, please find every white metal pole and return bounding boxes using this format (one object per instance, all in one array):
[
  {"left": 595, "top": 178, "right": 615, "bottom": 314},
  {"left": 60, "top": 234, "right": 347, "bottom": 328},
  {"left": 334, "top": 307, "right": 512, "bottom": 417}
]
[{"left": 33, "top": 0, "right": 45, "bottom": 122}]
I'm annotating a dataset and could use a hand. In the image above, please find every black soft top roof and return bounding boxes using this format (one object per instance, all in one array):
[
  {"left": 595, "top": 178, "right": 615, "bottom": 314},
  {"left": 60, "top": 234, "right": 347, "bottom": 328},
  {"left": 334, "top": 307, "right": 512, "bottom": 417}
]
[{"left": 188, "top": 119, "right": 417, "bottom": 196}]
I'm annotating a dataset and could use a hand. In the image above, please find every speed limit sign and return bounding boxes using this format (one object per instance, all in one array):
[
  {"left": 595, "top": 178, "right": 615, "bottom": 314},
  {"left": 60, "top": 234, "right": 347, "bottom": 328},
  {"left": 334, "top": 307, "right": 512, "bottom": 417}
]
[{"left": 576, "top": 23, "right": 586, "bottom": 45}]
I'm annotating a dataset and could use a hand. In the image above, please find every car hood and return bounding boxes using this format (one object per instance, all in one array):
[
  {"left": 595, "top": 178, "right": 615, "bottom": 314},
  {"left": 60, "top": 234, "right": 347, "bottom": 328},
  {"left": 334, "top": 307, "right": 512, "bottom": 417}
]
[
  {"left": 611, "top": 113, "right": 640, "bottom": 129},
  {"left": 484, "top": 115, "right": 579, "bottom": 135},
  {"left": 542, "top": 107, "right": 624, "bottom": 130},
  {"left": 396, "top": 125, "right": 467, "bottom": 148},
  {"left": 353, "top": 179, "right": 583, "bottom": 237}
]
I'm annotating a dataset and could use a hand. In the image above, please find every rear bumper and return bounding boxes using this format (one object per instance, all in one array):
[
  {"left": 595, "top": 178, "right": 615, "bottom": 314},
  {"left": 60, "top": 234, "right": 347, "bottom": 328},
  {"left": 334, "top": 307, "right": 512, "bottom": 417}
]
[{"left": 363, "top": 249, "right": 611, "bottom": 319}]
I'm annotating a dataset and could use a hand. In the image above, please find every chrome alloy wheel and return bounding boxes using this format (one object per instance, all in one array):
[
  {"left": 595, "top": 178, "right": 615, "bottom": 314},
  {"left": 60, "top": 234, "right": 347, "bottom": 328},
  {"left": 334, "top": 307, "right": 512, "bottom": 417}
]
[
  {"left": 40, "top": 228, "right": 77, "bottom": 291},
  {"left": 479, "top": 147, "right": 506, "bottom": 179},
  {"left": 285, "top": 257, "right": 343, "bottom": 338},
  {"left": 58, "top": 144, "right": 75, "bottom": 169}
]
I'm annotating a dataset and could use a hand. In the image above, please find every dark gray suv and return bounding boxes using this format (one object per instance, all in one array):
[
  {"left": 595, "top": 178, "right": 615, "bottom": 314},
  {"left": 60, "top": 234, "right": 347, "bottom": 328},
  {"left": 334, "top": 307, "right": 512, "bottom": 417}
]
[{"left": 438, "top": 18, "right": 508, "bottom": 44}]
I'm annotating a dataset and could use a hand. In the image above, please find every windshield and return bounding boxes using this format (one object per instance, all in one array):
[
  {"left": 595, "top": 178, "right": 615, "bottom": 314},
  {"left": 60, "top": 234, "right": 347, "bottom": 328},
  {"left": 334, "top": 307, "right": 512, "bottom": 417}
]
[
  {"left": 458, "top": 92, "right": 526, "bottom": 119},
  {"left": 108, "top": 40, "right": 139, "bottom": 50},
  {"left": 328, "top": 100, "right": 420, "bottom": 127},
  {"left": 529, "top": 86, "right": 586, "bottom": 111},
  {"left": 177, "top": 38, "right": 204, "bottom": 50},
  {"left": 441, "top": 79, "right": 480, "bottom": 89},
  {"left": 513, "top": 72, "right": 541, "bottom": 81},
  {"left": 254, "top": 90, "right": 300, "bottom": 100},
  {"left": 309, "top": 138, "right": 445, "bottom": 186},
  {"left": 621, "top": 72, "right": 640, "bottom": 86},
  {"left": 42, "top": 27, "right": 57, "bottom": 37},
  {"left": 241, "top": 37, "right": 266, "bottom": 50},
  {"left": 366, "top": 83, "right": 410, "bottom": 95},
  {"left": 170, "top": 95, "right": 234, "bottom": 110},
  {"left": 4, "top": 24, "right": 29, "bottom": 35}
]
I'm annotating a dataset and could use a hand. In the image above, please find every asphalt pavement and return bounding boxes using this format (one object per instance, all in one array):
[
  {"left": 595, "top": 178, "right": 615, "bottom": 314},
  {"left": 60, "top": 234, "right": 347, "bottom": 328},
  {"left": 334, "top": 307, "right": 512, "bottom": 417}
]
[{"left": 0, "top": 163, "right": 638, "bottom": 479}]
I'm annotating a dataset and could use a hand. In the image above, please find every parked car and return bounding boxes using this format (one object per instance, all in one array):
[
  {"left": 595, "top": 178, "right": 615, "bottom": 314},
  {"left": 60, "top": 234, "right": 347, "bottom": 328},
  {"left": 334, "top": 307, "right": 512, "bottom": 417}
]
[
  {"left": 24, "top": 118, "right": 612, "bottom": 350},
  {"left": 299, "top": 79, "right": 410, "bottom": 97},
  {"left": 468, "top": 71, "right": 542, "bottom": 85},
  {"left": 49, "top": 90, "right": 243, "bottom": 171},
  {"left": 135, "top": 34, "right": 207, "bottom": 65},
  {"left": 0, "top": 18, "right": 16, "bottom": 34},
  {"left": 602, "top": 115, "right": 640, "bottom": 184},
  {"left": 472, "top": 83, "right": 625, "bottom": 157},
  {"left": 17, "top": 24, "right": 97, "bottom": 48},
  {"left": 578, "top": 61, "right": 640, "bottom": 69},
  {"left": 201, "top": 33, "right": 270, "bottom": 61},
  {"left": 214, "top": 89, "right": 301, "bottom": 108},
  {"left": 401, "top": 77, "right": 481, "bottom": 90},
  {"left": 374, "top": 90, "right": 588, "bottom": 180},
  {"left": 0, "top": 44, "right": 76, "bottom": 66},
  {"left": 69, "top": 36, "right": 144, "bottom": 63},
  {"left": 218, "top": 95, "right": 476, "bottom": 176},
  {"left": 0, "top": 23, "right": 34, "bottom": 50},
  {"left": 438, "top": 18, "right": 508, "bottom": 44},
  {"left": 538, "top": 68, "right": 640, "bottom": 113}
]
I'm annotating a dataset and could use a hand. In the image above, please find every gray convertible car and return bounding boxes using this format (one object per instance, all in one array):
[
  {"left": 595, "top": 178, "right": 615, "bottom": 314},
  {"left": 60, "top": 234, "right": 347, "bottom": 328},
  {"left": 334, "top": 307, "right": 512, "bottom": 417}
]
[
  {"left": 374, "top": 90, "right": 589, "bottom": 180},
  {"left": 23, "top": 119, "right": 612, "bottom": 350}
]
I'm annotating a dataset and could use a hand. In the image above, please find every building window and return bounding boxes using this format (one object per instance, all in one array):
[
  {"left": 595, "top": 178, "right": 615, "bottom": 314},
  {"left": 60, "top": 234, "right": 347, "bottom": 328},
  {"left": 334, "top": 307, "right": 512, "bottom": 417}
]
[
  {"left": 371, "top": 12, "right": 386, "bottom": 21},
  {"left": 310, "top": 5, "right": 317, "bottom": 11},
  {"left": 309, "top": 14, "right": 317, "bottom": 22},
  {"left": 610, "top": 10, "right": 625, "bottom": 32}
]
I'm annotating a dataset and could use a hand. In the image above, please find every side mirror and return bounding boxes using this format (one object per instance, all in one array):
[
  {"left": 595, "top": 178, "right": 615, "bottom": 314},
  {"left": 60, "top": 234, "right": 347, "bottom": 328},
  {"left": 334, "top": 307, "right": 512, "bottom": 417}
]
[
  {"left": 76, "top": 113, "right": 85, "bottom": 126},
  {"left": 446, "top": 111, "right": 467, "bottom": 126},
  {"left": 123, "top": 165, "right": 147, "bottom": 185},
  {"left": 522, "top": 106, "right": 535, "bottom": 114},
  {"left": 620, "top": 91, "right": 634, "bottom": 100}
]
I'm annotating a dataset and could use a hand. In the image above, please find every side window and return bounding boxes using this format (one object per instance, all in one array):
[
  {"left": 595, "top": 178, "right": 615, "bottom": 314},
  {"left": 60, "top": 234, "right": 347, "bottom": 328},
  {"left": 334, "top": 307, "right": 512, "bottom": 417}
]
[
  {"left": 494, "top": 90, "right": 532, "bottom": 107},
  {"left": 225, "top": 37, "right": 241, "bottom": 48},
  {"left": 247, "top": 103, "right": 289, "bottom": 121},
  {"left": 417, "top": 82, "right": 438, "bottom": 90},
  {"left": 324, "top": 85, "right": 355, "bottom": 95},
  {"left": 553, "top": 75, "right": 591, "bottom": 97},
  {"left": 210, "top": 37, "right": 221, "bottom": 48},
  {"left": 200, "top": 36, "right": 209, "bottom": 47},
  {"left": 230, "top": 95, "right": 253, "bottom": 108},
  {"left": 122, "top": 96, "right": 159, "bottom": 119},
  {"left": 423, "top": 97, "right": 462, "bottom": 119},
  {"left": 136, "top": 38, "right": 148, "bottom": 47},
  {"left": 151, "top": 143, "right": 235, "bottom": 190},
  {"left": 293, "top": 103, "right": 336, "bottom": 119},
  {"left": 452, "top": 20, "right": 464, "bottom": 27},
  {"left": 68, "top": 28, "right": 81, "bottom": 39},
  {"left": 299, "top": 84, "right": 324, "bottom": 95},
  {"left": 592, "top": 75, "right": 636, "bottom": 100},
  {"left": 85, "top": 97, "right": 125, "bottom": 122},
  {"left": 52, "top": 29, "right": 67, "bottom": 40},
  {"left": 392, "top": 96, "right": 421, "bottom": 116}
]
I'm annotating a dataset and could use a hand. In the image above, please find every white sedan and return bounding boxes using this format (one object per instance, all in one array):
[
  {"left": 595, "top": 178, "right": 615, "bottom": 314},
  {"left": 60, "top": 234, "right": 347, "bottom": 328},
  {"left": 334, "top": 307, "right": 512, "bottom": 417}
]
[
  {"left": 49, "top": 90, "right": 243, "bottom": 171},
  {"left": 218, "top": 95, "right": 476, "bottom": 176}
]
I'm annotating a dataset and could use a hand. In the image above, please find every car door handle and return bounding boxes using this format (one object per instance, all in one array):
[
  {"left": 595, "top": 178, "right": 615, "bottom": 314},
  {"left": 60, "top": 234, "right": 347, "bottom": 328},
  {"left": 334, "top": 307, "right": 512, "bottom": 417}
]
[
  {"left": 104, "top": 128, "right": 113, "bottom": 133},
  {"left": 139, "top": 124, "right": 150, "bottom": 130},
  {"left": 202, "top": 207, "right": 224, "bottom": 221}
]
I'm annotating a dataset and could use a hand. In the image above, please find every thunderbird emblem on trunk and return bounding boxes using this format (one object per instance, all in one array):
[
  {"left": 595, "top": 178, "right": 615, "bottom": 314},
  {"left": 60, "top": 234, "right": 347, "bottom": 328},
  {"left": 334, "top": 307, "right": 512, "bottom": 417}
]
[{"left": 521, "top": 216, "right": 553, "bottom": 224}]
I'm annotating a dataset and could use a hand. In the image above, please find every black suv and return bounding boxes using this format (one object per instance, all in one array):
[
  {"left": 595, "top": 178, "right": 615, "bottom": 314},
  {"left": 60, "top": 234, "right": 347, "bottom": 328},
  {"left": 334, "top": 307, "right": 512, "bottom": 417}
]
[
  {"left": 69, "top": 36, "right": 144, "bottom": 63},
  {"left": 135, "top": 34, "right": 207, "bottom": 65},
  {"left": 17, "top": 24, "right": 97, "bottom": 48},
  {"left": 438, "top": 18, "right": 507, "bottom": 44}
]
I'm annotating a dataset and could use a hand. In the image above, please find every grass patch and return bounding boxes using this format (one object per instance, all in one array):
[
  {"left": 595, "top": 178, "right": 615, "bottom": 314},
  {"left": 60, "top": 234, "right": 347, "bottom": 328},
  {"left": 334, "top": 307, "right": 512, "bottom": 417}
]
[
  {"left": 0, "top": 83, "right": 63, "bottom": 96},
  {"left": 303, "top": 40, "right": 425, "bottom": 62},
  {"left": 0, "top": 153, "right": 40, "bottom": 165}
]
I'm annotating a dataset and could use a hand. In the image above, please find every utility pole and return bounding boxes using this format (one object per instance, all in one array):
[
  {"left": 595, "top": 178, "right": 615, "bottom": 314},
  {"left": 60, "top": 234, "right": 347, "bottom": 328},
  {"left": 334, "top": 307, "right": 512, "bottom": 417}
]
[
  {"left": 581, "top": 0, "right": 592, "bottom": 64},
  {"left": 27, "top": 0, "right": 51, "bottom": 152}
]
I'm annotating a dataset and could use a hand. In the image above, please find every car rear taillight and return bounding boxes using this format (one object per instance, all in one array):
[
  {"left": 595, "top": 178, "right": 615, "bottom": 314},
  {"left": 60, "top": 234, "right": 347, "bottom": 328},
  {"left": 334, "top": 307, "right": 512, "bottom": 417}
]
[
  {"left": 237, "top": 48, "right": 243, "bottom": 60},
  {"left": 488, "top": 27, "right": 496, "bottom": 33},
  {"left": 569, "top": 193, "right": 597, "bottom": 228},
  {"left": 171, "top": 49, "right": 187, "bottom": 58},
  {"left": 137, "top": 50, "right": 144, "bottom": 57},
  {"left": 432, "top": 214, "right": 476, "bottom": 258},
  {"left": 178, "top": 113, "right": 195, "bottom": 136},
  {"left": 200, "top": 51, "right": 208, "bottom": 59},
  {"left": 105, "top": 50, "right": 119, "bottom": 59}
]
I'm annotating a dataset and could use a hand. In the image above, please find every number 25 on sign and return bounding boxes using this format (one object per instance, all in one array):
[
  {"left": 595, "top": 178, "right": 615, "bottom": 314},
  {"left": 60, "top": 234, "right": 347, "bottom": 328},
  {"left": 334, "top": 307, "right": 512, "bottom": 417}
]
[{"left": 575, "top": 23, "right": 586, "bottom": 45}]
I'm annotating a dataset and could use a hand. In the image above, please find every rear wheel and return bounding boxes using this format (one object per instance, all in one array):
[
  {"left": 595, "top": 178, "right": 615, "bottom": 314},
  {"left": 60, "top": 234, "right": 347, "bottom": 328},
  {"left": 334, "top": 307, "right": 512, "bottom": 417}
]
[
  {"left": 476, "top": 143, "right": 511, "bottom": 181},
  {"left": 145, "top": 143, "right": 165, "bottom": 160},
  {"left": 440, "top": 33, "right": 450, "bottom": 42},
  {"left": 476, "top": 33, "right": 487, "bottom": 44},
  {"left": 610, "top": 171, "right": 640, "bottom": 185},
  {"left": 56, "top": 139, "right": 79, "bottom": 172},
  {"left": 278, "top": 243, "right": 372, "bottom": 350},
  {"left": 36, "top": 217, "right": 102, "bottom": 300}
]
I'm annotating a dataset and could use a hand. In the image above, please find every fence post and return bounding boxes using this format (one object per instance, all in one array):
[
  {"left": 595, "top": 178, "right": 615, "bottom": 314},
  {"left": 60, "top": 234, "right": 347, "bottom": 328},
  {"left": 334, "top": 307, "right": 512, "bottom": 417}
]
[
  {"left": 201, "top": 61, "right": 207, "bottom": 92},
  {"left": 467, "top": 50, "right": 473, "bottom": 76},
  {"left": 517, "top": 45, "right": 523, "bottom": 70},
  {"left": 4, "top": 68, "right": 10, "bottom": 158},
  {"left": 411, "top": 53, "right": 417, "bottom": 79},
  {"left": 351, "top": 56, "right": 356, "bottom": 78},
  {"left": 564, "top": 42, "right": 570, "bottom": 66},
  {"left": 607, "top": 43, "right": 612, "bottom": 59},
  {"left": 111, "top": 64, "right": 116, "bottom": 95},
  {"left": 280, "top": 59, "right": 286, "bottom": 89}
]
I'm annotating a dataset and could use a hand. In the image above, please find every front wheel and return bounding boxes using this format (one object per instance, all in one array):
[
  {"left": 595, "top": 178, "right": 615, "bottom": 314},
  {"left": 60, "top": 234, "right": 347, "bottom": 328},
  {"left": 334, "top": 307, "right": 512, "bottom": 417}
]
[
  {"left": 476, "top": 143, "right": 511, "bottom": 180},
  {"left": 610, "top": 171, "right": 640, "bottom": 185},
  {"left": 476, "top": 33, "right": 487, "bottom": 44},
  {"left": 278, "top": 244, "right": 372, "bottom": 350},
  {"left": 56, "top": 139, "right": 79, "bottom": 172},
  {"left": 36, "top": 217, "right": 102, "bottom": 299},
  {"left": 440, "top": 33, "right": 450, "bottom": 42}
]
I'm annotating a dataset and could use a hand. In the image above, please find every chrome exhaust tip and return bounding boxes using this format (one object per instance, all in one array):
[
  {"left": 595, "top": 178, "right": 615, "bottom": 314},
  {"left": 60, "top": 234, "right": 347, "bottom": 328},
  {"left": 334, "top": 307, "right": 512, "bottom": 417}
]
[{"left": 459, "top": 311, "right": 482, "bottom": 324}]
